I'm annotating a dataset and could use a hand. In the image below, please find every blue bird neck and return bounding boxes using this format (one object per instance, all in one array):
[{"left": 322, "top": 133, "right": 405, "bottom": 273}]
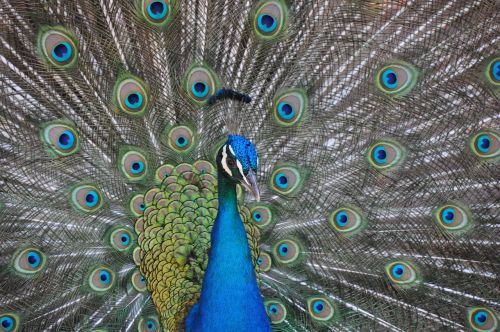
[{"left": 185, "top": 169, "right": 271, "bottom": 331}]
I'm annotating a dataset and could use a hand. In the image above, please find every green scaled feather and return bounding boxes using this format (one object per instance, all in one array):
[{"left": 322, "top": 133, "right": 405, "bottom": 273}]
[{"left": 37, "top": 26, "right": 78, "bottom": 69}]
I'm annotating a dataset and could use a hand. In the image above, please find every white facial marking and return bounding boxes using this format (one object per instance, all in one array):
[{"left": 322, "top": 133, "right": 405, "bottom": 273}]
[
  {"left": 221, "top": 145, "right": 233, "bottom": 177},
  {"left": 236, "top": 160, "right": 251, "bottom": 186},
  {"left": 228, "top": 144, "right": 235, "bottom": 156}
]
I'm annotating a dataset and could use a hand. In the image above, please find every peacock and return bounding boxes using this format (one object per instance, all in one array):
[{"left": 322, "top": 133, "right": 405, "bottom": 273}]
[{"left": 0, "top": 0, "right": 499, "bottom": 331}]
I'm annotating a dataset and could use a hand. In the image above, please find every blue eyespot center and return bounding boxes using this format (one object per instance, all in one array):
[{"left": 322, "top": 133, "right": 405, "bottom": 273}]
[
  {"left": 275, "top": 173, "right": 289, "bottom": 189},
  {"left": 477, "top": 135, "right": 491, "bottom": 153},
  {"left": 278, "top": 102, "right": 295, "bottom": 120},
  {"left": 131, "top": 161, "right": 145, "bottom": 174},
  {"left": 269, "top": 304, "right": 279, "bottom": 315},
  {"left": 58, "top": 130, "right": 75, "bottom": 149},
  {"left": 85, "top": 191, "right": 99, "bottom": 207},
  {"left": 279, "top": 243, "right": 289, "bottom": 256},
  {"left": 176, "top": 136, "right": 188, "bottom": 147},
  {"left": 125, "top": 92, "right": 143, "bottom": 109},
  {"left": 121, "top": 234, "right": 130, "bottom": 245},
  {"left": 392, "top": 264, "right": 405, "bottom": 278},
  {"left": 335, "top": 211, "right": 348, "bottom": 226},
  {"left": 257, "top": 258, "right": 263, "bottom": 265},
  {"left": 192, "top": 82, "right": 209, "bottom": 98},
  {"left": 27, "top": 251, "right": 41, "bottom": 267},
  {"left": 474, "top": 311, "right": 488, "bottom": 325},
  {"left": 491, "top": 60, "right": 500, "bottom": 81},
  {"left": 258, "top": 14, "right": 277, "bottom": 33},
  {"left": 52, "top": 42, "right": 72, "bottom": 62},
  {"left": 441, "top": 208, "right": 455, "bottom": 224},
  {"left": 382, "top": 69, "right": 398, "bottom": 89},
  {"left": 146, "top": 319, "right": 156, "bottom": 330},
  {"left": 373, "top": 146, "right": 387, "bottom": 163},
  {"left": 148, "top": 1, "right": 167, "bottom": 20},
  {"left": 1, "top": 316, "right": 14, "bottom": 330},
  {"left": 100, "top": 270, "right": 110, "bottom": 284},
  {"left": 140, "top": 203, "right": 145, "bottom": 211},
  {"left": 140, "top": 276, "right": 145, "bottom": 283},
  {"left": 253, "top": 212, "right": 262, "bottom": 222},
  {"left": 313, "top": 300, "right": 325, "bottom": 313}
]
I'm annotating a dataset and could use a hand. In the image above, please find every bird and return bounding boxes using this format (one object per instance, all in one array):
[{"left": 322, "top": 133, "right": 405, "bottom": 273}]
[{"left": 0, "top": 0, "right": 499, "bottom": 331}]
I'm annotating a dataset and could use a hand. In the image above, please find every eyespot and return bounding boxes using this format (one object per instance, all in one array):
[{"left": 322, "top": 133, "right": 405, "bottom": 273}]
[
  {"left": 71, "top": 185, "right": 104, "bottom": 213},
  {"left": 470, "top": 130, "right": 499, "bottom": 159},
  {"left": 0, "top": 313, "right": 19, "bottom": 332},
  {"left": 185, "top": 65, "right": 218, "bottom": 105},
  {"left": 485, "top": 57, "right": 500, "bottom": 86},
  {"left": 167, "top": 126, "right": 195, "bottom": 153},
  {"left": 256, "top": 252, "right": 272, "bottom": 272},
  {"left": 110, "top": 228, "right": 135, "bottom": 252},
  {"left": 131, "top": 270, "right": 147, "bottom": 292},
  {"left": 250, "top": 205, "right": 273, "bottom": 228},
  {"left": 130, "top": 194, "right": 146, "bottom": 217},
  {"left": 193, "top": 160, "right": 216, "bottom": 176},
  {"left": 141, "top": 0, "right": 172, "bottom": 26},
  {"left": 114, "top": 76, "right": 149, "bottom": 116},
  {"left": 375, "top": 62, "right": 418, "bottom": 97},
  {"left": 273, "top": 239, "right": 301, "bottom": 264},
  {"left": 119, "top": 149, "right": 148, "bottom": 181},
  {"left": 468, "top": 307, "right": 498, "bottom": 332},
  {"left": 88, "top": 266, "right": 115, "bottom": 292},
  {"left": 273, "top": 89, "right": 308, "bottom": 126},
  {"left": 38, "top": 28, "right": 78, "bottom": 68},
  {"left": 133, "top": 247, "right": 143, "bottom": 265},
  {"left": 270, "top": 165, "right": 302, "bottom": 196},
  {"left": 328, "top": 206, "right": 365, "bottom": 235},
  {"left": 367, "top": 140, "right": 404, "bottom": 170},
  {"left": 264, "top": 300, "right": 287, "bottom": 324},
  {"left": 155, "top": 164, "right": 174, "bottom": 184},
  {"left": 435, "top": 204, "right": 470, "bottom": 231},
  {"left": 138, "top": 316, "right": 160, "bottom": 332},
  {"left": 41, "top": 122, "right": 79, "bottom": 157},
  {"left": 253, "top": 1, "right": 287, "bottom": 40},
  {"left": 13, "top": 247, "right": 46, "bottom": 274},
  {"left": 307, "top": 297, "right": 335, "bottom": 321},
  {"left": 385, "top": 261, "right": 418, "bottom": 286}
]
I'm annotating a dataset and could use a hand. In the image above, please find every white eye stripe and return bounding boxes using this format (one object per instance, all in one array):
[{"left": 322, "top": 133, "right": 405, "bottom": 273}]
[
  {"left": 236, "top": 159, "right": 251, "bottom": 186},
  {"left": 221, "top": 145, "right": 233, "bottom": 177},
  {"left": 228, "top": 144, "right": 235, "bottom": 156}
]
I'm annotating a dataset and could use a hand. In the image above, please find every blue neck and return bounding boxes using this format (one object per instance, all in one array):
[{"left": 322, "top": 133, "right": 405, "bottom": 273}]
[{"left": 185, "top": 170, "right": 271, "bottom": 331}]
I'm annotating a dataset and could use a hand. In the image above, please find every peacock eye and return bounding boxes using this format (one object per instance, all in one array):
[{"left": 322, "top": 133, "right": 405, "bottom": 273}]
[
  {"left": 250, "top": 205, "right": 273, "bottom": 228},
  {"left": 264, "top": 300, "right": 287, "bottom": 324},
  {"left": 138, "top": 316, "right": 160, "bottom": 332},
  {"left": 328, "top": 207, "right": 364, "bottom": 235},
  {"left": 14, "top": 247, "right": 46, "bottom": 274},
  {"left": 270, "top": 165, "right": 302, "bottom": 195},
  {"left": 307, "top": 297, "right": 335, "bottom": 321},
  {"left": 376, "top": 62, "right": 418, "bottom": 97},
  {"left": 185, "top": 65, "right": 218, "bottom": 105},
  {"left": 435, "top": 204, "right": 470, "bottom": 231},
  {"left": 131, "top": 269, "right": 147, "bottom": 292},
  {"left": 114, "top": 76, "right": 149, "bottom": 116},
  {"left": 155, "top": 164, "right": 175, "bottom": 184},
  {"left": 256, "top": 252, "right": 272, "bottom": 272},
  {"left": 193, "top": 160, "right": 216, "bottom": 176},
  {"left": 385, "top": 261, "right": 418, "bottom": 286},
  {"left": 367, "top": 140, "right": 404, "bottom": 170},
  {"left": 142, "top": 0, "right": 170, "bottom": 25},
  {"left": 109, "top": 228, "right": 135, "bottom": 252},
  {"left": 253, "top": 1, "right": 287, "bottom": 40},
  {"left": 119, "top": 149, "right": 148, "bottom": 181},
  {"left": 273, "top": 89, "right": 308, "bottom": 126},
  {"left": 468, "top": 307, "right": 498, "bottom": 332},
  {"left": 71, "top": 184, "right": 104, "bottom": 212},
  {"left": 41, "top": 122, "right": 79, "bottom": 157},
  {"left": 486, "top": 57, "right": 500, "bottom": 86},
  {"left": 0, "top": 313, "right": 19, "bottom": 332},
  {"left": 167, "top": 125, "right": 195, "bottom": 153},
  {"left": 130, "top": 193, "right": 146, "bottom": 217},
  {"left": 39, "top": 28, "right": 78, "bottom": 68},
  {"left": 88, "top": 266, "right": 115, "bottom": 292},
  {"left": 470, "top": 130, "right": 499, "bottom": 159},
  {"left": 273, "top": 239, "right": 301, "bottom": 264}
]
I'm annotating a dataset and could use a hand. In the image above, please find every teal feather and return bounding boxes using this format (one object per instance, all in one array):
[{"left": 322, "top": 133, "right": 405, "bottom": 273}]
[{"left": 0, "top": 0, "right": 499, "bottom": 331}]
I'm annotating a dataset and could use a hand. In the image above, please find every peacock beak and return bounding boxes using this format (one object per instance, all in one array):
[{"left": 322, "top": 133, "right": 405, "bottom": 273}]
[{"left": 241, "top": 169, "right": 260, "bottom": 202}]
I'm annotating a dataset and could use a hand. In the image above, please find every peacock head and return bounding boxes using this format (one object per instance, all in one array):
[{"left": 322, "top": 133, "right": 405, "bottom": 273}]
[{"left": 216, "top": 135, "right": 260, "bottom": 201}]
